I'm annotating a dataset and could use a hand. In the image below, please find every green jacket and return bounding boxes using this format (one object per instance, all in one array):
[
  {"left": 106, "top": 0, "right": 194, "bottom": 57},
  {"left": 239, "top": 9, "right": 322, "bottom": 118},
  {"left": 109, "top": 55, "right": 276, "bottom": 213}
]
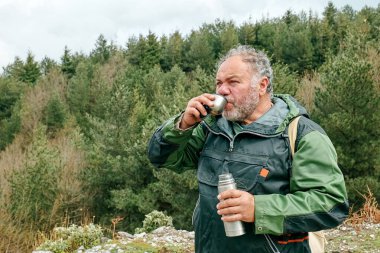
[{"left": 148, "top": 94, "right": 348, "bottom": 253}]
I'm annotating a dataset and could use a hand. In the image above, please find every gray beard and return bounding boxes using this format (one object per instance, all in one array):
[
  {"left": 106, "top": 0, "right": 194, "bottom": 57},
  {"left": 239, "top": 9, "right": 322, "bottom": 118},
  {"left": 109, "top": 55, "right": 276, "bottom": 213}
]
[{"left": 222, "top": 86, "right": 259, "bottom": 122}]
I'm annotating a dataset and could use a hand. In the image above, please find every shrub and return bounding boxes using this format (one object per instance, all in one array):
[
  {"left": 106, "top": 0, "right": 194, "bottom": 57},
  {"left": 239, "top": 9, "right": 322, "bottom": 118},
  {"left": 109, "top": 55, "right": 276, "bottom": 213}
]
[
  {"left": 135, "top": 210, "right": 173, "bottom": 233},
  {"left": 346, "top": 186, "right": 380, "bottom": 226},
  {"left": 36, "top": 224, "right": 103, "bottom": 253},
  {"left": 346, "top": 176, "right": 380, "bottom": 209},
  {"left": 8, "top": 124, "right": 60, "bottom": 230}
]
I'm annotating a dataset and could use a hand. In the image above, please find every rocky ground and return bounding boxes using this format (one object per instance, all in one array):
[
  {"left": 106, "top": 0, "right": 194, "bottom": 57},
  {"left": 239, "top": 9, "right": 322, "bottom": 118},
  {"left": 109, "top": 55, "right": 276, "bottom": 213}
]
[
  {"left": 73, "top": 223, "right": 379, "bottom": 253},
  {"left": 324, "top": 222, "right": 380, "bottom": 253}
]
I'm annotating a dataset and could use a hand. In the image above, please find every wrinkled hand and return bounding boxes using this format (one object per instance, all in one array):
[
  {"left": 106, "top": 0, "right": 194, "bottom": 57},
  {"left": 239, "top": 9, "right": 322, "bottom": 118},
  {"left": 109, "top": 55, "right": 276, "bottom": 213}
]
[
  {"left": 179, "top": 93, "right": 215, "bottom": 130},
  {"left": 216, "top": 189, "right": 255, "bottom": 223}
]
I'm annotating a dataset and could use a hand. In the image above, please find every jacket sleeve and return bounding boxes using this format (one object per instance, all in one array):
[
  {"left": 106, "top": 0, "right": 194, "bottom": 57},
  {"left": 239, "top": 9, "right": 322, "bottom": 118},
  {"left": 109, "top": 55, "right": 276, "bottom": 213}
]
[
  {"left": 254, "top": 128, "right": 349, "bottom": 235},
  {"left": 147, "top": 113, "right": 206, "bottom": 172}
]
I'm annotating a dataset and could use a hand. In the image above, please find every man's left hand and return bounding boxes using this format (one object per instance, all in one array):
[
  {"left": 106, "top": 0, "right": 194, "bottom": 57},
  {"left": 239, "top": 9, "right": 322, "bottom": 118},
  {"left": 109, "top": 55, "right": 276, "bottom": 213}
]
[{"left": 216, "top": 189, "right": 255, "bottom": 223}]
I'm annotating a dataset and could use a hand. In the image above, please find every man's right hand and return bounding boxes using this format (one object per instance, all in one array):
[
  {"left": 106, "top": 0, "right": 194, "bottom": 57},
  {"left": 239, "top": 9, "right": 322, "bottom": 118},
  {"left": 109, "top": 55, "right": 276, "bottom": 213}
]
[{"left": 179, "top": 93, "right": 215, "bottom": 130}]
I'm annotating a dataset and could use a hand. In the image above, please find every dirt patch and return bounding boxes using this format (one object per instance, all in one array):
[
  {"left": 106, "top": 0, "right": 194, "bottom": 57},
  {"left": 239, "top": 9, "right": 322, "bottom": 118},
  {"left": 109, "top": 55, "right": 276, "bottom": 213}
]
[{"left": 325, "top": 223, "right": 380, "bottom": 253}]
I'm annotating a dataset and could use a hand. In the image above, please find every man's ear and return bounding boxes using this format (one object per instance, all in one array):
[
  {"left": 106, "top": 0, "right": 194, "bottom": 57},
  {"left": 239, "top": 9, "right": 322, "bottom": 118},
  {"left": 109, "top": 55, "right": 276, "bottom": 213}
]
[{"left": 259, "top": 77, "right": 269, "bottom": 95}]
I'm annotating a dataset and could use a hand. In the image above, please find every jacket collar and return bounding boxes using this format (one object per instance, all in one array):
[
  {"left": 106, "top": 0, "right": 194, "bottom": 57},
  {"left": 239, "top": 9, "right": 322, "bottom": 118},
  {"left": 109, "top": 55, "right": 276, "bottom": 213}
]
[{"left": 202, "top": 94, "right": 308, "bottom": 137}]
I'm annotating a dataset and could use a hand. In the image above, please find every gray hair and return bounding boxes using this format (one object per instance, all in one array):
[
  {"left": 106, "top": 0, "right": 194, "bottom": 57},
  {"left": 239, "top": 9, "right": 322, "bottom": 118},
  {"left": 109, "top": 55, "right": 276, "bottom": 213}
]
[{"left": 217, "top": 45, "right": 273, "bottom": 94}]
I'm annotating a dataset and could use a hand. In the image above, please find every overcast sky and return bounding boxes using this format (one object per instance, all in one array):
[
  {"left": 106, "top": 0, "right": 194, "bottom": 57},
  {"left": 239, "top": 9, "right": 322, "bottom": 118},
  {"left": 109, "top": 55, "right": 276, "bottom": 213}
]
[{"left": 0, "top": 0, "right": 379, "bottom": 70}]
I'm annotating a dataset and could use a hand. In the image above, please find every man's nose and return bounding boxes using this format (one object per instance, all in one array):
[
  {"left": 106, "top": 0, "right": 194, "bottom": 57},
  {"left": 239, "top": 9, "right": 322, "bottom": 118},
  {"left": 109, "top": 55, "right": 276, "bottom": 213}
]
[{"left": 216, "top": 84, "right": 230, "bottom": 95}]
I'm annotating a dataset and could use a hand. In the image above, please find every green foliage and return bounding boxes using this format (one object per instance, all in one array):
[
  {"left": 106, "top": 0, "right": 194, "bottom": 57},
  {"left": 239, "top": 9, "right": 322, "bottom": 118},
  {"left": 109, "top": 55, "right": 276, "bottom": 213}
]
[
  {"left": 126, "top": 32, "right": 162, "bottom": 71},
  {"left": 253, "top": 19, "right": 276, "bottom": 54},
  {"left": 81, "top": 64, "right": 200, "bottom": 231},
  {"left": 0, "top": 100, "right": 21, "bottom": 150},
  {"left": 219, "top": 22, "right": 239, "bottom": 55},
  {"left": 22, "top": 51, "right": 42, "bottom": 84},
  {"left": 160, "top": 31, "right": 184, "bottom": 71},
  {"left": 2, "top": 57, "right": 24, "bottom": 79},
  {"left": 315, "top": 35, "right": 380, "bottom": 178},
  {"left": 183, "top": 30, "right": 215, "bottom": 73},
  {"left": 81, "top": 66, "right": 150, "bottom": 228},
  {"left": 43, "top": 95, "right": 66, "bottom": 136},
  {"left": 36, "top": 224, "right": 103, "bottom": 253},
  {"left": 321, "top": 2, "right": 340, "bottom": 54},
  {"left": 345, "top": 177, "right": 380, "bottom": 209},
  {"left": 40, "top": 56, "right": 58, "bottom": 76},
  {"left": 238, "top": 20, "right": 255, "bottom": 45},
  {"left": 273, "top": 20, "right": 313, "bottom": 73},
  {"left": 8, "top": 124, "right": 60, "bottom": 230},
  {"left": 271, "top": 62, "right": 299, "bottom": 95},
  {"left": 1, "top": 4, "right": 380, "bottom": 252},
  {"left": 90, "top": 34, "right": 117, "bottom": 64},
  {"left": 61, "top": 46, "right": 77, "bottom": 78},
  {"left": 3, "top": 52, "right": 41, "bottom": 85},
  {"left": 0, "top": 78, "right": 23, "bottom": 149},
  {"left": 67, "top": 61, "right": 92, "bottom": 114},
  {"left": 137, "top": 169, "right": 198, "bottom": 230},
  {"left": 135, "top": 210, "right": 173, "bottom": 233},
  {"left": 67, "top": 59, "right": 95, "bottom": 133}
]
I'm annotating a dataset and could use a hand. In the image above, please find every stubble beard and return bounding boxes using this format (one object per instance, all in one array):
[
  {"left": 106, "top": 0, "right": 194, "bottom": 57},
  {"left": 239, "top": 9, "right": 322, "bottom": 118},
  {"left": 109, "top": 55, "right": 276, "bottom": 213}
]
[{"left": 222, "top": 85, "right": 259, "bottom": 122}]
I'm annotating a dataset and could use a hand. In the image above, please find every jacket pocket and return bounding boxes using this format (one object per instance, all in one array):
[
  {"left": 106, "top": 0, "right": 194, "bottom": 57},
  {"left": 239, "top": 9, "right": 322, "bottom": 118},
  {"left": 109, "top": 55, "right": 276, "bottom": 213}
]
[{"left": 198, "top": 148, "right": 269, "bottom": 194}]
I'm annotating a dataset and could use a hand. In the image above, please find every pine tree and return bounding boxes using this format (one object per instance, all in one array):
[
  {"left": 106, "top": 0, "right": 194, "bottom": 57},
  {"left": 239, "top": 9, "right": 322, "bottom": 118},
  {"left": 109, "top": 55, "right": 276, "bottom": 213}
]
[
  {"left": 144, "top": 31, "right": 161, "bottom": 69},
  {"left": 273, "top": 11, "right": 313, "bottom": 73},
  {"left": 0, "top": 79, "right": 22, "bottom": 150},
  {"left": 43, "top": 95, "right": 66, "bottom": 136},
  {"left": 183, "top": 30, "right": 214, "bottom": 73},
  {"left": 219, "top": 22, "right": 239, "bottom": 55},
  {"left": 90, "top": 34, "right": 116, "bottom": 64},
  {"left": 9, "top": 124, "right": 60, "bottom": 230},
  {"left": 61, "top": 46, "right": 76, "bottom": 78},
  {"left": 126, "top": 35, "right": 147, "bottom": 67},
  {"left": 21, "top": 51, "right": 41, "bottom": 84},
  {"left": 315, "top": 36, "right": 380, "bottom": 179},
  {"left": 161, "top": 31, "right": 184, "bottom": 71},
  {"left": 2, "top": 57, "right": 24, "bottom": 79},
  {"left": 321, "top": 2, "right": 339, "bottom": 54},
  {"left": 40, "top": 56, "right": 58, "bottom": 76},
  {"left": 3, "top": 53, "right": 41, "bottom": 85},
  {"left": 238, "top": 20, "right": 256, "bottom": 45}
]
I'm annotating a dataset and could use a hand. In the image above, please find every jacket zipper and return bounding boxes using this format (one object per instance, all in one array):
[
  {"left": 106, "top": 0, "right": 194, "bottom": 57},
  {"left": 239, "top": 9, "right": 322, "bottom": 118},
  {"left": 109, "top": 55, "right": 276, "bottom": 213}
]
[{"left": 202, "top": 123, "right": 232, "bottom": 143}]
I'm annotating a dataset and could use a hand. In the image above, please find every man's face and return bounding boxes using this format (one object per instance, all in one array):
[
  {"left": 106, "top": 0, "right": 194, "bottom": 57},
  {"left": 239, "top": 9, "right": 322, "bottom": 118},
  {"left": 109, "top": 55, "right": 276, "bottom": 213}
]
[{"left": 216, "top": 55, "right": 260, "bottom": 122}]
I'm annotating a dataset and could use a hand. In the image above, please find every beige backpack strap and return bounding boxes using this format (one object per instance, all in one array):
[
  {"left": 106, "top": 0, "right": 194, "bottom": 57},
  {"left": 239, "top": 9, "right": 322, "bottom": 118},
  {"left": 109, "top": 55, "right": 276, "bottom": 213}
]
[
  {"left": 288, "top": 116, "right": 301, "bottom": 156},
  {"left": 288, "top": 115, "right": 326, "bottom": 253},
  {"left": 309, "top": 231, "right": 326, "bottom": 253}
]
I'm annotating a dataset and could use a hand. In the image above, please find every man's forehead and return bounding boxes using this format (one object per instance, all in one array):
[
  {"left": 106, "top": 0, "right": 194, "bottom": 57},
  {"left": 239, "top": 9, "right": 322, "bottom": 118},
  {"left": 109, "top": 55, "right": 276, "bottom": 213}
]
[
  {"left": 216, "top": 58, "right": 254, "bottom": 79},
  {"left": 216, "top": 73, "right": 243, "bottom": 80}
]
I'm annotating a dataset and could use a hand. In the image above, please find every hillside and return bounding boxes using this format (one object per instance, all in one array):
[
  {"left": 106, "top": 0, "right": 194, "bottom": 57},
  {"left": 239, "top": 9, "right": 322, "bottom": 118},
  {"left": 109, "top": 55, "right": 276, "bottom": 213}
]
[
  {"left": 2, "top": 3, "right": 380, "bottom": 252},
  {"left": 33, "top": 223, "right": 380, "bottom": 253}
]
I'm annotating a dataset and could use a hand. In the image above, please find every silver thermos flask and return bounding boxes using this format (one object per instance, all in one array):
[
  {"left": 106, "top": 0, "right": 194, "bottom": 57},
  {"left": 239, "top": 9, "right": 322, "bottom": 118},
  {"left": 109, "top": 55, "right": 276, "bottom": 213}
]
[
  {"left": 218, "top": 173, "right": 245, "bottom": 237},
  {"left": 203, "top": 94, "right": 227, "bottom": 116}
]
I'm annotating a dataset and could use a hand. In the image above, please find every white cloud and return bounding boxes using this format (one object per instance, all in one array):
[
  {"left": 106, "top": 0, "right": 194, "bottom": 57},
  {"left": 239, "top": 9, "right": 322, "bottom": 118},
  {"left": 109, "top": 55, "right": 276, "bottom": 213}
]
[{"left": 0, "top": 0, "right": 378, "bottom": 71}]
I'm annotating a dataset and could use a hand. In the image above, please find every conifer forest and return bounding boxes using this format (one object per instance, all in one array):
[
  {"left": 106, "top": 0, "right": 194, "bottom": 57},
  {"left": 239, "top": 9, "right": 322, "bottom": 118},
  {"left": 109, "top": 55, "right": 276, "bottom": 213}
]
[{"left": 0, "top": 3, "right": 379, "bottom": 252}]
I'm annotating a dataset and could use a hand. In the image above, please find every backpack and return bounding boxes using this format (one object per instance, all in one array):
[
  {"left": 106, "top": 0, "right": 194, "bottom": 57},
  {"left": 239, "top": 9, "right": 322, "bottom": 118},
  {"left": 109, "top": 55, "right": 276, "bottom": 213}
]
[{"left": 288, "top": 116, "right": 327, "bottom": 253}]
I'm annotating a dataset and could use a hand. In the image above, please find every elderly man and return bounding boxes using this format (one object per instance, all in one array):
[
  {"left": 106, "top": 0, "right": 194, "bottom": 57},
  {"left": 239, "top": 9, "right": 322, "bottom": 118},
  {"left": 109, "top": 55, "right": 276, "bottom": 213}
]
[{"left": 148, "top": 45, "right": 348, "bottom": 253}]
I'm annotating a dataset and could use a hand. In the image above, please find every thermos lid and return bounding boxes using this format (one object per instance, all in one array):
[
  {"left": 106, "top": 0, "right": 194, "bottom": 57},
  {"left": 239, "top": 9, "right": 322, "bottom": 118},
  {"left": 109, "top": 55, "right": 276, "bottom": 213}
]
[{"left": 218, "top": 173, "right": 234, "bottom": 184}]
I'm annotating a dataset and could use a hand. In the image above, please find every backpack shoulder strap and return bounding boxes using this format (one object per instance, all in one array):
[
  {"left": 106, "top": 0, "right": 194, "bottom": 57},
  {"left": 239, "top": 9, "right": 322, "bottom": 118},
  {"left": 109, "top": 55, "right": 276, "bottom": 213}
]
[
  {"left": 288, "top": 116, "right": 301, "bottom": 157},
  {"left": 287, "top": 115, "right": 326, "bottom": 253}
]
